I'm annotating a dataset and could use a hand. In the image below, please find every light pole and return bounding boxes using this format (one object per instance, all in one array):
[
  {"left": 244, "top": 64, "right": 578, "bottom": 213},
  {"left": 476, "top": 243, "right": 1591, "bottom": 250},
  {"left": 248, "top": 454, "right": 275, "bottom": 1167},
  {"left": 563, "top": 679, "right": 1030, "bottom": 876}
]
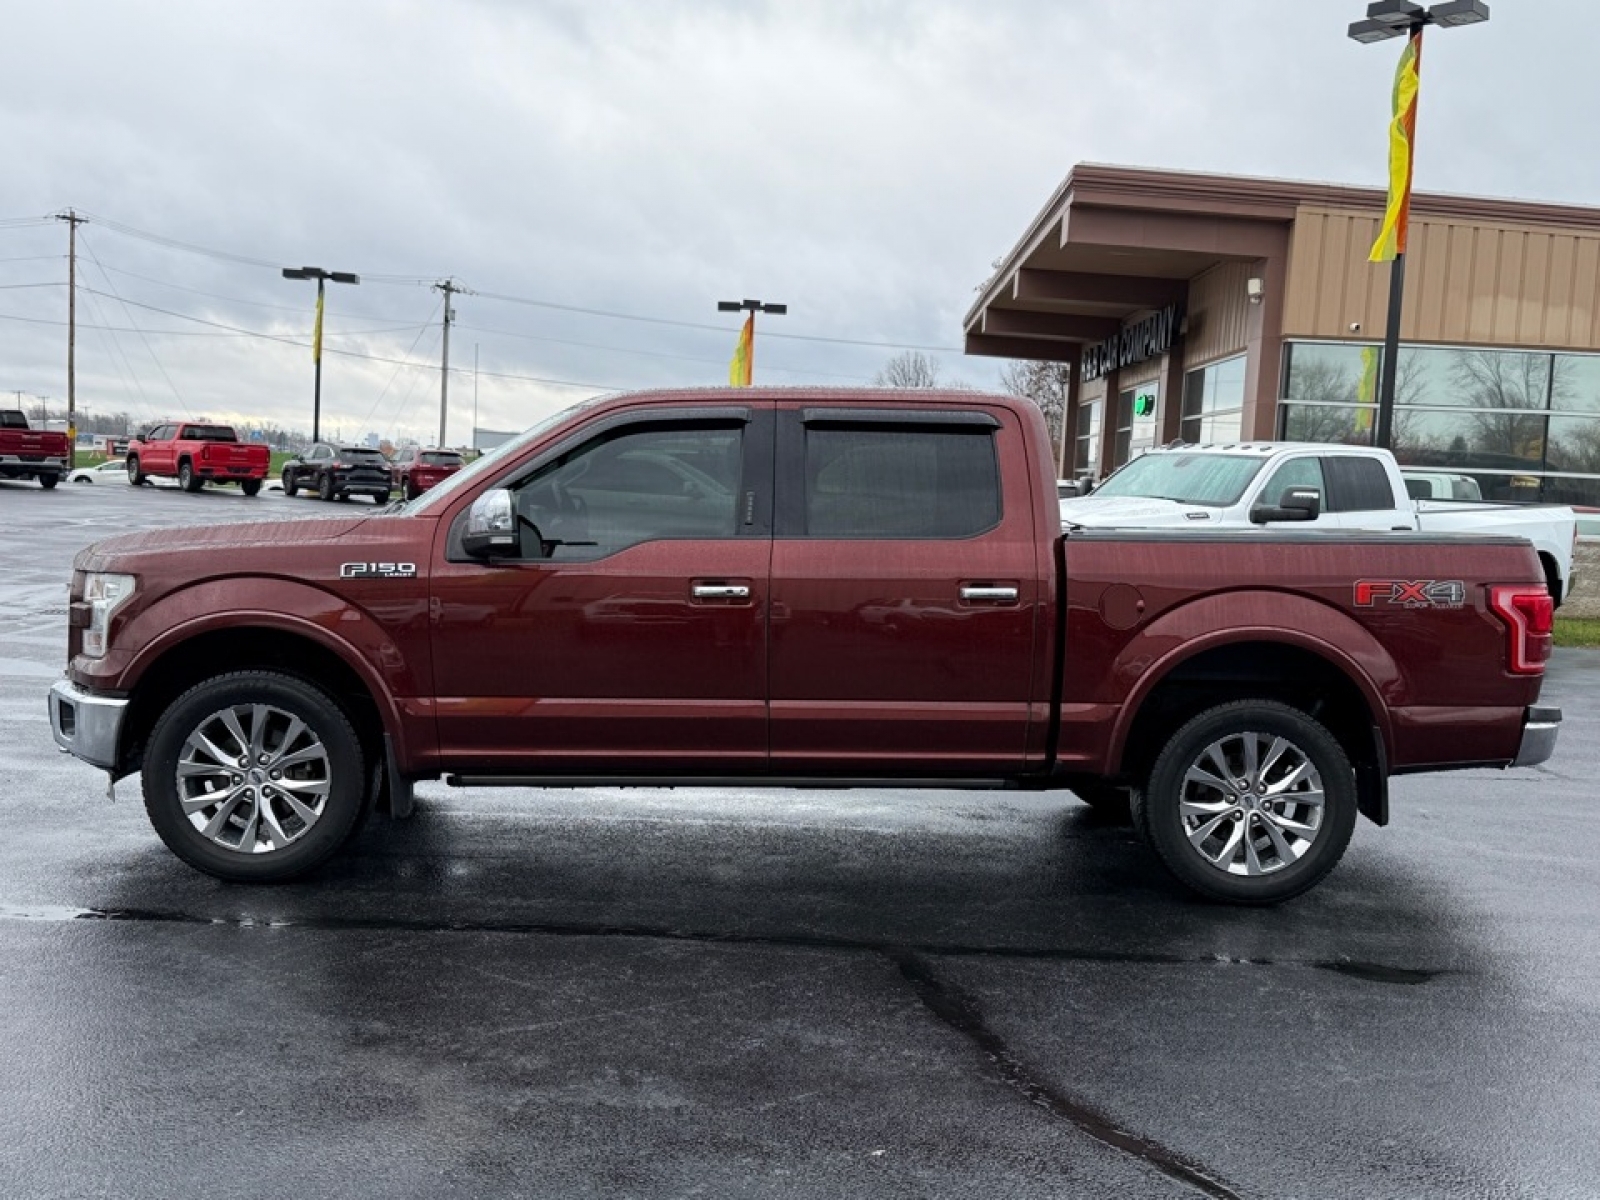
[
  {"left": 1348, "top": 0, "right": 1490, "bottom": 450},
  {"left": 281, "top": 266, "right": 360, "bottom": 443},
  {"left": 718, "top": 298, "right": 787, "bottom": 386}
]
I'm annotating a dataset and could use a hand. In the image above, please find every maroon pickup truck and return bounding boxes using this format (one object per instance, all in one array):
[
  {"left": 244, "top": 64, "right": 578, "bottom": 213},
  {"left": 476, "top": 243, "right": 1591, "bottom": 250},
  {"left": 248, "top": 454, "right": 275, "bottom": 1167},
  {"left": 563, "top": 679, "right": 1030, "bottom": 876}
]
[
  {"left": 0, "top": 409, "right": 69, "bottom": 488},
  {"left": 125, "top": 421, "right": 270, "bottom": 495},
  {"left": 47, "top": 388, "right": 1561, "bottom": 903}
]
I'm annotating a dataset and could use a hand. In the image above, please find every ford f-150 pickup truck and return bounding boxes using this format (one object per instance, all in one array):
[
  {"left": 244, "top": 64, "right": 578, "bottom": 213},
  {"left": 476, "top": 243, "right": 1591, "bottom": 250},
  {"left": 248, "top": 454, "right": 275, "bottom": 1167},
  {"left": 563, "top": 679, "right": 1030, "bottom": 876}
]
[
  {"left": 47, "top": 388, "right": 1562, "bottom": 904},
  {"left": 125, "top": 421, "right": 270, "bottom": 494},
  {"left": 0, "top": 409, "right": 68, "bottom": 488},
  {"left": 1061, "top": 442, "right": 1578, "bottom": 605}
]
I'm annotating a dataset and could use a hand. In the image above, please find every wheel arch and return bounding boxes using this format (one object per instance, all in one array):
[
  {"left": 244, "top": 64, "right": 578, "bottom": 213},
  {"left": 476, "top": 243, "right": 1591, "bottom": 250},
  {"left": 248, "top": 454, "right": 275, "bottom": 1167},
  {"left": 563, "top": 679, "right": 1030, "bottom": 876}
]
[
  {"left": 112, "top": 612, "right": 418, "bottom": 784},
  {"left": 1108, "top": 602, "right": 1395, "bottom": 826}
]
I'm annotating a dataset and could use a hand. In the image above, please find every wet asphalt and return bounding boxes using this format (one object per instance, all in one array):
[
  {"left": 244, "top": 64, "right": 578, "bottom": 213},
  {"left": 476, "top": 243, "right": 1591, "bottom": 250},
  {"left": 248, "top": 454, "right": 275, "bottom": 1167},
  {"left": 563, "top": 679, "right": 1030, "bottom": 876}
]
[{"left": 1, "top": 478, "right": 1597, "bottom": 1200}]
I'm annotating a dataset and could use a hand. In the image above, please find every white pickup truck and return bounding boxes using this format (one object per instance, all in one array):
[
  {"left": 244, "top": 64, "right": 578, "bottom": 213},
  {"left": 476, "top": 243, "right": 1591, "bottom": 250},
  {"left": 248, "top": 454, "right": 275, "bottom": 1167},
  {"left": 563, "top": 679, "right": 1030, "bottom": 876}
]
[{"left": 1062, "top": 442, "right": 1578, "bottom": 606}]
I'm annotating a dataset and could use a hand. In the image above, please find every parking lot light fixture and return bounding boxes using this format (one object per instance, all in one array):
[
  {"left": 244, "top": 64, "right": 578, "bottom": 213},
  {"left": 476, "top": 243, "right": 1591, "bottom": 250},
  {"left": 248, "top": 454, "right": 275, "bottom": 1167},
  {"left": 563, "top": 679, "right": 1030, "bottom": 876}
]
[
  {"left": 717, "top": 298, "right": 787, "bottom": 387},
  {"left": 281, "top": 266, "right": 360, "bottom": 443},
  {"left": 1347, "top": 1, "right": 1490, "bottom": 450}
]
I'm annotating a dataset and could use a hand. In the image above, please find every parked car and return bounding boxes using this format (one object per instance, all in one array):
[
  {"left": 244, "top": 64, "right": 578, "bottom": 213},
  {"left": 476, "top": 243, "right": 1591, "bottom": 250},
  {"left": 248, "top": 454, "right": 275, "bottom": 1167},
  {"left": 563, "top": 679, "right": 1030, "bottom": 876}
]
[
  {"left": 1061, "top": 442, "right": 1578, "bottom": 605},
  {"left": 280, "top": 443, "right": 392, "bottom": 502},
  {"left": 0, "top": 409, "right": 68, "bottom": 488},
  {"left": 1403, "top": 470, "right": 1484, "bottom": 502},
  {"left": 47, "top": 388, "right": 1561, "bottom": 904},
  {"left": 124, "top": 422, "right": 269, "bottom": 495},
  {"left": 391, "top": 445, "right": 465, "bottom": 499},
  {"left": 67, "top": 459, "right": 129, "bottom": 484}
]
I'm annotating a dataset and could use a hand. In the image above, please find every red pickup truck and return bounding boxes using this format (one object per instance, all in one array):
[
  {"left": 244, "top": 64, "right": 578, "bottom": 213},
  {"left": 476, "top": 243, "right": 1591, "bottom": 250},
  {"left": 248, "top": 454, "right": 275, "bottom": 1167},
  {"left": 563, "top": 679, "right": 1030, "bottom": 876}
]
[
  {"left": 47, "top": 388, "right": 1561, "bottom": 903},
  {"left": 0, "top": 409, "right": 69, "bottom": 488},
  {"left": 125, "top": 421, "right": 270, "bottom": 495}
]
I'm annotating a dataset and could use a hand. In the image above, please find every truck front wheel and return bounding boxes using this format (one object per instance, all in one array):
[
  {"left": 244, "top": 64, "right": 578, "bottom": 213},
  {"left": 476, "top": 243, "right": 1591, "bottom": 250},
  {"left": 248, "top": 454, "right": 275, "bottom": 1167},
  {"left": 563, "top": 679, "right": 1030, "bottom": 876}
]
[
  {"left": 127, "top": 457, "right": 145, "bottom": 486},
  {"left": 1136, "top": 700, "right": 1357, "bottom": 905},
  {"left": 141, "top": 671, "right": 369, "bottom": 882}
]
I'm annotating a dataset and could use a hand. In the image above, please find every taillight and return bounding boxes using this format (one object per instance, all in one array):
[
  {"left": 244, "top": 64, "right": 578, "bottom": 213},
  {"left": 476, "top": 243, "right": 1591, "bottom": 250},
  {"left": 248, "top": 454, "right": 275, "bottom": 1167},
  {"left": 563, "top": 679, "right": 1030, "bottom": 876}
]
[
  {"left": 1489, "top": 584, "right": 1554, "bottom": 675},
  {"left": 200, "top": 444, "right": 211, "bottom": 462}
]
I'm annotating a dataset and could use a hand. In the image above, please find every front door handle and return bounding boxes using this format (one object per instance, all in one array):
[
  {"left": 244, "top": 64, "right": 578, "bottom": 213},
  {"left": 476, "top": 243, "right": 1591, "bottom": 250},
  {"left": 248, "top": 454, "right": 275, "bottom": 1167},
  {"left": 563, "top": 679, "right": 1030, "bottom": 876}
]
[
  {"left": 692, "top": 584, "right": 751, "bottom": 600},
  {"left": 960, "top": 585, "right": 1019, "bottom": 604}
]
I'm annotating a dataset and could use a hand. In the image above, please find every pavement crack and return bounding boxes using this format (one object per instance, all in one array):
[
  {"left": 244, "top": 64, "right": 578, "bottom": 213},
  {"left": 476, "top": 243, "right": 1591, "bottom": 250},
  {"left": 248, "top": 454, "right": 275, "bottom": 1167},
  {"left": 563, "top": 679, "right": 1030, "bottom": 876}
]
[{"left": 880, "top": 946, "right": 1247, "bottom": 1200}]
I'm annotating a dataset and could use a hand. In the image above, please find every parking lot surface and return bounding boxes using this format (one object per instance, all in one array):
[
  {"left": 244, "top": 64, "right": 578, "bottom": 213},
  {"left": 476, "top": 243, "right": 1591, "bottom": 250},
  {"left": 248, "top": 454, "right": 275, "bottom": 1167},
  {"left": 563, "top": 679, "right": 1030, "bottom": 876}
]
[{"left": 2, "top": 478, "right": 1597, "bottom": 1199}]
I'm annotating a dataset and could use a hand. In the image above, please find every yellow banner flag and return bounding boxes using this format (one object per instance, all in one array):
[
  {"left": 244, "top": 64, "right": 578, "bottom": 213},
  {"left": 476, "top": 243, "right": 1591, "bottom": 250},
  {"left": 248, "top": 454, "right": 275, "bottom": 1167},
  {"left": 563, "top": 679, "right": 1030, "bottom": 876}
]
[
  {"left": 1370, "top": 30, "right": 1422, "bottom": 263},
  {"left": 1354, "top": 345, "right": 1379, "bottom": 435},
  {"left": 313, "top": 286, "right": 325, "bottom": 363},
  {"left": 728, "top": 314, "right": 753, "bottom": 387}
]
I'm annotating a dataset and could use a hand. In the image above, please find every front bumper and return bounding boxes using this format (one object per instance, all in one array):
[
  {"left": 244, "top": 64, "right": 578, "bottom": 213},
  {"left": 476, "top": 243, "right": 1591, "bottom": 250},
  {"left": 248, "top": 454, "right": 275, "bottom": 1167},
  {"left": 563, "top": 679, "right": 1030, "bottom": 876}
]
[
  {"left": 1513, "top": 704, "right": 1562, "bottom": 768},
  {"left": 48, "top": 679, "right": 129, "bottom": 771}
]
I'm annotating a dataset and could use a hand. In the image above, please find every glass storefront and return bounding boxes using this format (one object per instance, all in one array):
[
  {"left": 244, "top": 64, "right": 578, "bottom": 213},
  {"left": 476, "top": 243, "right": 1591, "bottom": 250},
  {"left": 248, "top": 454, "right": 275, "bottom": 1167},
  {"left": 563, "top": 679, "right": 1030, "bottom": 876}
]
[
  {"left": 1074, "top": 398, "right": 1102, "bottom": 477},
  {"left": 1181, "top": 355, "right": 1246, "bottom": 445},
  {"left": 1277, "top": 341, "right": 1600, "bottom": 507}
]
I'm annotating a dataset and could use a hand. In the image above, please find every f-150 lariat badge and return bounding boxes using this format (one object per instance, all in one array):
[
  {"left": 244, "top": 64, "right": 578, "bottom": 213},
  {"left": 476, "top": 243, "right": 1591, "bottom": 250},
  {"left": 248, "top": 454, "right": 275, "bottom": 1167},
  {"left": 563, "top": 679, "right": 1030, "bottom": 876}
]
[
  {"left": 1354, "top": 579, "right": 1467, "bottom": 609},
  {"left": 340, "top": 562, "right": 418, "bottom": 579}
]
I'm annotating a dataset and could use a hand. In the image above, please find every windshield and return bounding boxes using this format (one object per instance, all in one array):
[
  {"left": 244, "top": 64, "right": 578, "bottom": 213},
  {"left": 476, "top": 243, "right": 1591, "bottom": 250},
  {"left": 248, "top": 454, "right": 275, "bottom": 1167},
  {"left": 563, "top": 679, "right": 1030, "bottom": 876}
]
[
  {"left": 1092, "top": 452, "right": 1266, "bottom": 506},
  {"left": 404, "top": 393, "right": 613, "bottom": 514}
]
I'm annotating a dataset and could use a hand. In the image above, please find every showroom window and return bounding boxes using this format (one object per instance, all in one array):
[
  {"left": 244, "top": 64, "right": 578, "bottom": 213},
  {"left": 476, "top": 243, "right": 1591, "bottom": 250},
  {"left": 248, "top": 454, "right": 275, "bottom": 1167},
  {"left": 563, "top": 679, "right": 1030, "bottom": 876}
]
[
  {"left": 1181, "top": 355, "right": 1246, "bottom": 444},
  {"left": 1278, "top": 341, "right": 1600, "bottom": 507},
  {"left": 1074, "top": 398, "right": 1102, "bottom": 478}
]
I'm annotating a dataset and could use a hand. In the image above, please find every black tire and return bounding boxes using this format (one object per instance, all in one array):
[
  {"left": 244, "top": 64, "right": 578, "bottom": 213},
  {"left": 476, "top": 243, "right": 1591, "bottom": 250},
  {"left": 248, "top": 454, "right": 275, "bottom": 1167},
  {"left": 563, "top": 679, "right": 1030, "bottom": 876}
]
[
  {"left": 127, "top": 456, "right": 145, "bottom": 486},
  {"left": 179, "top": 460, "right": 203, "bottom": 492},
  {"left": 317, "top": 472, "right": 335, "bottom": 501},
  {"left": 282, "top": 469, "right": 298, "bottom": 497},
  {"left": 403, "top": 476, "right": 419, "bottom": 501},
  {"left": 141, "top": 671, "right": 369, "bottom": 882},
  {"left": 1138, "top": 700, "right": 1358, "bottom": 905},
  {"left": 38, "top": 473, "right": 59, "bottom": 490},
  {"left": 240, "top": 478, "right": 262, "bottom": 497}
]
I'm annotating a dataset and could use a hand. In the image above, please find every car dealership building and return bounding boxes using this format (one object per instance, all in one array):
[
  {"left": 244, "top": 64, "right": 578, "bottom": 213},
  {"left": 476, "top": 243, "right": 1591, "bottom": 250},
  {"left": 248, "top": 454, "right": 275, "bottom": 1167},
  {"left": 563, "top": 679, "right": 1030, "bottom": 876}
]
[{"left": 964, "top": 163, "right": 1600, "bottom": 507}]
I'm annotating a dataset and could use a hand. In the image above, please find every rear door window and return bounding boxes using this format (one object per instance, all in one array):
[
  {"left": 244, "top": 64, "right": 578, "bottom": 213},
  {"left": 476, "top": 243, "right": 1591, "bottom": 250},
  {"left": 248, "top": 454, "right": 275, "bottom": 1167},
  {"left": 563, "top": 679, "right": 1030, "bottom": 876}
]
[{"left": 791, "top": 419, "right": 1001, "bottom": 539}]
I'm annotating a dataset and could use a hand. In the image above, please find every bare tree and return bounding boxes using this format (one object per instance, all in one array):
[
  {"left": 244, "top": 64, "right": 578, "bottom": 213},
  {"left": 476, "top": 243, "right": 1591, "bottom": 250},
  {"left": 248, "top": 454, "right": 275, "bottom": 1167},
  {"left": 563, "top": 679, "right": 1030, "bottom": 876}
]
[
  {"left": 998, "top": 359, "right": 1070, "bottom": 463},
  {"left": 873, "top": 351, "right": 943, "bottom": 389}
]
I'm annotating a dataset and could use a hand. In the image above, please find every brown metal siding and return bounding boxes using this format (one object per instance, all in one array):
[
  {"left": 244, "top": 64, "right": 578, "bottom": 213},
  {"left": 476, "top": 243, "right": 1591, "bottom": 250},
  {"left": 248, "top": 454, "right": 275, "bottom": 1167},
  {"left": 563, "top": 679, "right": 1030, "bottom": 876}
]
[
  {"left": 1185, "top": 261, "right": 1253, "bottom": 366},
  {"left": 1284, "top": 205, "right": 1600, "bottom": 351}
]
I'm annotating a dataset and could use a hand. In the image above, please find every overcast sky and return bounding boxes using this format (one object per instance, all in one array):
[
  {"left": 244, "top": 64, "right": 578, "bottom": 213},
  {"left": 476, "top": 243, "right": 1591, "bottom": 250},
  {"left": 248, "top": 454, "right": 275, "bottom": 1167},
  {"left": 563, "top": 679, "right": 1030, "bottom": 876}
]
[{"left": 1, "top": 0, "right": 1592, "bottom": 447}]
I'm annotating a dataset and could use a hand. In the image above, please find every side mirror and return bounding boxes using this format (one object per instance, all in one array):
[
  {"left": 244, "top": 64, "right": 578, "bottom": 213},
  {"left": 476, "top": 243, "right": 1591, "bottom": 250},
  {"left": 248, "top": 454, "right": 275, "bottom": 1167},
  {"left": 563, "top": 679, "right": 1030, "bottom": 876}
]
[
  {"left": 462, "top": 489, "right": 519, "bottom": 558},
  {"left": 1250, "top": 487, "right": 1322, "bottom": 524}
]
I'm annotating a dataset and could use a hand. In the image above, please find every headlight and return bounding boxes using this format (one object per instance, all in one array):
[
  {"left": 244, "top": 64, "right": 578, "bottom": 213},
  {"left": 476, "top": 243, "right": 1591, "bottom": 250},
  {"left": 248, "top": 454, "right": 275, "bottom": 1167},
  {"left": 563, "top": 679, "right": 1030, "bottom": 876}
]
[{"left": 81, "top": 573, "right": 136, "bottom": 659}]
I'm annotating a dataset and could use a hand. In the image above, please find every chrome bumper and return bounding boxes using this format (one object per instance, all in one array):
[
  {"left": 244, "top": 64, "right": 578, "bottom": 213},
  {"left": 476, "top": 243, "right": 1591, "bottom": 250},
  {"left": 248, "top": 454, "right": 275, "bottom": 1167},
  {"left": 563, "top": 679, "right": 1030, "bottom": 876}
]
[
  {"left": 1513, "top": 705, "right": 1562, "bottom": 768},
  {"left": 48, "top": 679, "right": 129, "bottom": 771}
]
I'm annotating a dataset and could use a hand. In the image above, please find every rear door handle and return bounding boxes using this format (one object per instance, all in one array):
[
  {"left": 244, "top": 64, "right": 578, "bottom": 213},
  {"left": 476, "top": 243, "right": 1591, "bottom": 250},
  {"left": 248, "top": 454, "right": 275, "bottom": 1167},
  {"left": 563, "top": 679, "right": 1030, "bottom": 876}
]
[
  {"left": 961, "top": 585, "right": 1019, "bottom": 603},
  {"left": 692, "top": 584, "right": 751, "bottom": 600}
]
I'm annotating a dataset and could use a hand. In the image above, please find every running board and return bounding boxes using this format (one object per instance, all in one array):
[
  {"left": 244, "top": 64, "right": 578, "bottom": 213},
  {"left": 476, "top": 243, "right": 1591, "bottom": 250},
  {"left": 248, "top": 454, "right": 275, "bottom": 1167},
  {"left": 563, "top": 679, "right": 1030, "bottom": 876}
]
[{"left": 444, "top": 774, "right": 1015, "bottom": 791}]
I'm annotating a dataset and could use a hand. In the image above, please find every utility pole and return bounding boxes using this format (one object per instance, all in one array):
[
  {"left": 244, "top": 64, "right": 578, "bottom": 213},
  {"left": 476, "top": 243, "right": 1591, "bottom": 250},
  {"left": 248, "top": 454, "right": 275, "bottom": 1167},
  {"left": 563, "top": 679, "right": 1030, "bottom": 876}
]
[
  {"left": 434, "top": 279, "right": 465, "bottom": 448},
  {"left": 472, "top": 343, "right": 480, "bottom": 455},
  {"left": 57, "top": 210, "right": 85, "bottom": 468}
]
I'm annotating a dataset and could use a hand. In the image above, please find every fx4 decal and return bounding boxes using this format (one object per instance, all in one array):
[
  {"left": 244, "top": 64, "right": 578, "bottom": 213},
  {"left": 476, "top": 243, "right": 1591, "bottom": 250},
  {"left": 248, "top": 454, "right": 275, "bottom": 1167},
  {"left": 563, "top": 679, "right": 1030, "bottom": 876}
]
[
  {"left": 340, "top": 562, "right": 418, "bottom": 579},
  {"left": 1354, "top": 579, "right": 1467, "bottom": 609}
]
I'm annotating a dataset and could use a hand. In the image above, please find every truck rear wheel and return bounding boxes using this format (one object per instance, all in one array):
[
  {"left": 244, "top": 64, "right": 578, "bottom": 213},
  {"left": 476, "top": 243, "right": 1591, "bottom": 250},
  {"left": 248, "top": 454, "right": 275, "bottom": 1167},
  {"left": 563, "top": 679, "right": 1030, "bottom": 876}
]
[
  {"left": 38, "top": 473, "right": 58, "bottom": 489},
  {"left": 141, "top": 671, "right": 369, "bottom": 882},
  {"left": 240, "top": 478, "right": 262, "bottom": 497},
  {"left": 1136, "top": 700, "right": 1357, "bottom": 905},
  {"left": 178, "top": 460, "right": 203, "bottom": 492}
]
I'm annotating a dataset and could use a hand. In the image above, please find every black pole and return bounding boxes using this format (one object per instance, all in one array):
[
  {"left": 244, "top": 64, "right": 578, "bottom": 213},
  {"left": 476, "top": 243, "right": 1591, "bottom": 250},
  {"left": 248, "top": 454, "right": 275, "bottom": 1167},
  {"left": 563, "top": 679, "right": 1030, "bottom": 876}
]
[
  {"left": 1375, "top": 249, "right": 1405, "bottom": 450},
  {"left": 312, "top": 276, "right": 325, "bottom": 444}
]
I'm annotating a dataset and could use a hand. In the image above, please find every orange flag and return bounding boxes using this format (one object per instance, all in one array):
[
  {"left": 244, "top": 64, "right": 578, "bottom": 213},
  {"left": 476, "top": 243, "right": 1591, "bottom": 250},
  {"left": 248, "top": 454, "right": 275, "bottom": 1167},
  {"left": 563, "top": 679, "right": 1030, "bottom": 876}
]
[
  {"left": 728, "top": 314, "right": 753, "bottom": 387},
  {"left": 1370, "top": 30, "right": 1422, "bottom": 262}
]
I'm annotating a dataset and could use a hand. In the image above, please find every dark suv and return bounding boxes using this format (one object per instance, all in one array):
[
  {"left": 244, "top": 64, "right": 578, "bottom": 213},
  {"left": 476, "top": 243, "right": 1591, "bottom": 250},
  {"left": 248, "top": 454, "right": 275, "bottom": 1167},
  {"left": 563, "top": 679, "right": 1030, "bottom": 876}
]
[{"left": 281, "top": 443, "right": 392, "bottom": 503}]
